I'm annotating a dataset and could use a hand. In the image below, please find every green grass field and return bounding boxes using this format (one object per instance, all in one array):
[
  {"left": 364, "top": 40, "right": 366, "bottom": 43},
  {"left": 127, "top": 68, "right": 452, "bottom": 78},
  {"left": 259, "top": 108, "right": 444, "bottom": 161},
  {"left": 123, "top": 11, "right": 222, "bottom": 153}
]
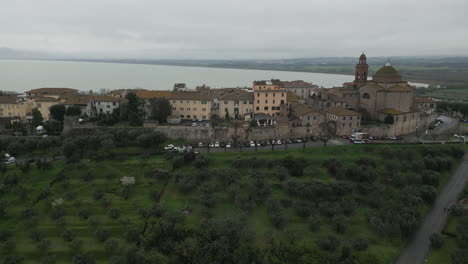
[
  {"left": 0, "top": 144, "right": 465, "bottom": 263},
  {"left": 417, "top": 88, "right": 468, "bottom": 101}
]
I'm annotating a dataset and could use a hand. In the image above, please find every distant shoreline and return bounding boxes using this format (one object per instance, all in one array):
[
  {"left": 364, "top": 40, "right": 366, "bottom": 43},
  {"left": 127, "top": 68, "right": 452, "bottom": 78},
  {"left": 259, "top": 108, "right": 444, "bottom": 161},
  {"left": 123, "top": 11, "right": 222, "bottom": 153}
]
[{"left": 0, "top": 58, "right": 430, "bottom": 87}]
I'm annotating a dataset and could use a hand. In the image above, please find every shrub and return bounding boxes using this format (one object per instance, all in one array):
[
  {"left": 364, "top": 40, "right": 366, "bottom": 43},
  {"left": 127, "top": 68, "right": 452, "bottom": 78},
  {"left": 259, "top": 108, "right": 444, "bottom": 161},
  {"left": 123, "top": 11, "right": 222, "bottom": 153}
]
[
  {"left": 172, "top": 156, "right": 185, "bottom": 169},
  {"left": 430, "top": 233, "right": 444, "bottom": 249},
  {"left": 62, "top": 230, "right": 75, "bottom": 242},
  {"left": 126, "top": 229, "right": 140, "bottom": 243},
  {"left": 352, "top": 238, "right": 369, "bottom": 251},
  {"left": 322, "top": 158, "right": 342, "bottom": 177},
  {"left": 104, "top": 239, "right": 119, "bottom": 254},
  {"left": 94, "top": 229, "right": 110, "bottom": 243},
  {"left": 72, "top": 252, "right": 96, "bottom": 264},
  {"left": 308, "top": 216, "right": 321, "bottom": 232},
  {"left": 93, "top": 189, "right": 104, "bottom": 200},
  {"left": 78, "top": 209, "right": 91, "bottom": 220},
  {"left": 317, "top": 235, "right": 340, "bottom": 251},
  {"left": 108, "top": 208, "right": 121, "bottom": 219}
]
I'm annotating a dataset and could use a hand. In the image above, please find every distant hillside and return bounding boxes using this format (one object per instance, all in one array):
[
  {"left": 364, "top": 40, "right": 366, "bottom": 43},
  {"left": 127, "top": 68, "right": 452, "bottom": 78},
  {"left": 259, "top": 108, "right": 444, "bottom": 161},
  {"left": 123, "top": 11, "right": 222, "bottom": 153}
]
[{"left": 0, "top": 47, "right": 55, "bottom": 60}]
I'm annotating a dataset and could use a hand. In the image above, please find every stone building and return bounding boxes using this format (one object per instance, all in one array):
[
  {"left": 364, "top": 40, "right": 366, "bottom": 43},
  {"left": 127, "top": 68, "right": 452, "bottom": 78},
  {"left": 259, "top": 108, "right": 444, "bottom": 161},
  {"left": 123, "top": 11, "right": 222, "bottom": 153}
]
[
  {"left": 253, "top": 80, "right": 287, "bottom": 117},
  {"left": 282, "top": 80, "right": 319, "bottom": 99},
  {"left": 26, "top": 88, "right": 79, "bottom": 99},
  {"left": 34, "top": 97, "right": 60, "bottom": 120},
  {"left": 326, "top": 108, "right": 361, "bottom": 136},
  {"left": 288, "top": 102, "right": 325, "bottom": 129},
  {"left": 215, "top": 89, "right": 254, "bottom": 120},
  {"left": 415, "top": 97, "right": 437, "bottom": 115},
  {"left": 86, "top": 96, "right": 122, "bottom": 117},
  {"left": 169, "top": 91, "right": 212, "bottom": 121}
]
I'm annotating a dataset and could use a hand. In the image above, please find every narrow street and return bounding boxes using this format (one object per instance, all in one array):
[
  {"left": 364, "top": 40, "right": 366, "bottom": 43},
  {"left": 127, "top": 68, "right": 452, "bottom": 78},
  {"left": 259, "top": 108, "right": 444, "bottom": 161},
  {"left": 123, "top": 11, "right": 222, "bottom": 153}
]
[{"left": 395, "top": 153, "right": 468, "bottom": 264}]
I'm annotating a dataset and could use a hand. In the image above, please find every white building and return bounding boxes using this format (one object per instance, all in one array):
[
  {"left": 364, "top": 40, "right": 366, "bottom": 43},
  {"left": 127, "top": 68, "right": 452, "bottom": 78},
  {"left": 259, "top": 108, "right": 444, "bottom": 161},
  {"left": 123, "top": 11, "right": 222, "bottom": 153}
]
[{"left": 86, "top": 96, "right": 123, "bottom": 117}]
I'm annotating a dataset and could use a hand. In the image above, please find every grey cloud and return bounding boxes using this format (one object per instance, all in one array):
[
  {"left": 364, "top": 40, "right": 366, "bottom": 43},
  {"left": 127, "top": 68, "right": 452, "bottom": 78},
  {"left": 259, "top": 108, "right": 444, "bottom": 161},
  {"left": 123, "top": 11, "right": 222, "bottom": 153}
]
[{"left": 0, "top": 0, "right": 467, "bottom": 59}]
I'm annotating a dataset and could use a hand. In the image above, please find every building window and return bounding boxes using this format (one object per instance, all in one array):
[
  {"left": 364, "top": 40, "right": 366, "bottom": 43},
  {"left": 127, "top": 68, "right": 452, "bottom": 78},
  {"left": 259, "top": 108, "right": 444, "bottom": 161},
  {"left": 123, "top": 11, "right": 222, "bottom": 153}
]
[
  {"left": 362, "top": 93, "right": 370, "bottom": 99},
  {"left": 173, "top": 107, "right": 176, "bottom": 111},
  {"left": 281, "top": 93, "right": 284, "bottom": 97},
  {"left": 180, "top": 115, "right": 184, "bottom": 118},
  {"left": 106, "top": 105, "right": 110, "bottom": 108},
  {"left": 257, "top": 93, "right": 260, "bottom": 97},
  {"left": 113, "top": 102, "right": 116, "bottom": 106},
  {"left": 265, "top": 100, "right": 268, "bottom": 103},
  {"left": 257, "top": 100, "right": 260, "bottom": 104},
  {"left": 201, "top": 101, "right": 207, "bottom": 104},
  {"left": 187, "top": 108, "right": 190, "bottom": 111},
  {"left": 313, "top": 116, "right": 316, "bottom": 120},
  {"left": 37, "top": 103, "right": 42, "bottom": 108},
  {"left": 193, "top": 108, "right": 197, "bottom": 111},
  {"left": 280, "top": 100, "right": 284, "bottom": 104},
  {"left": 273, "top": 100, "right": 276, "bottom": 103},
  {"left": 265, "top": 93, "right": 268, "bottom": 97},
  {"left": 343, "top": 117, "right": 346, "bottom": 120},
  {"left": 244, "top": 101, "right": 247, "bottom": 104},
  {"left": 256, "top": 107, "right": 259, "bottom": 110},
  {"left": 273, "top": 93, "right": 276, "bottom": 97},
  {"left": 224, "top": 101, "right": 228, "bottom": 104},
  {"left": 264, "top": 106, "right": 269, "bottom": 110},
  {"left": 350, "top": 117, "right": 353, "bottom": 120},
  {"left": 180, "top": 107, "right": 184, "bottom": 111},
  {"left": 180, "top": 100, "right": 183, "bottom": 103},
  {"left": 202, "top": 108, "right": 206, "bottom": 111}
]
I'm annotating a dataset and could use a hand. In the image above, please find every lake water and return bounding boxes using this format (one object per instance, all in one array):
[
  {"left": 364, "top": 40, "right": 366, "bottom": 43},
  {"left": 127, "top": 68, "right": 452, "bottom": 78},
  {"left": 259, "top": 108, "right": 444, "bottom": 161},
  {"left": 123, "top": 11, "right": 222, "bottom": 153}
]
[{"left": 0, "top": 59, "right": 427, "bottom": 93}]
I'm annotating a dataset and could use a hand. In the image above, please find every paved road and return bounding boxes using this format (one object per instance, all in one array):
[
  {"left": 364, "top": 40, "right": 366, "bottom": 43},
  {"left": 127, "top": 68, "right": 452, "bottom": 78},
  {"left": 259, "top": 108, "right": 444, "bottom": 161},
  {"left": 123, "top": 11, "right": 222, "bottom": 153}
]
[
  {"left": 396, "top": 153, "right": 468, "bottom": 264},
  {"left": 193, "top": 138, "right": 349, "bottom": 153}
]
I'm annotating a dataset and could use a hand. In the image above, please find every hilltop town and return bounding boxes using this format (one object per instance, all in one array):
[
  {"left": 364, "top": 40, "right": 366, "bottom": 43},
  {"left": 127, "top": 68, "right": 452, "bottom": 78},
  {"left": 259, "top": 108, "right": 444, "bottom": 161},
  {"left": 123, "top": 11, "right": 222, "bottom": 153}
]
[{"left": 0, "top": 54, "right": 439, "bottom": 139}]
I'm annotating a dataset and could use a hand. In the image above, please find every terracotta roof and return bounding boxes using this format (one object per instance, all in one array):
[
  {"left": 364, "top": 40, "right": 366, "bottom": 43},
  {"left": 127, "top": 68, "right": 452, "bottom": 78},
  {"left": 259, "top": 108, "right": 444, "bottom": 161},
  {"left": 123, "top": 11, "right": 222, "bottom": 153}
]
[
  {"left": 362, "top": 83, "right": 384, "bottom": 90},
  {"left": 290, "top": 103, "right": 321, "bottom": 115},
  {"left": 387, "top": 85, "right": 413, "bottom": 92},
  {"left": 415, "top": 97, "right": 437, "bottom": 103},
  {"left": 35, "top": 97, "right": 59, "bottom": 102},
  {"left": 64, "top": 96, "right": 92, "bottom": 105},
  {"left": 327, "top": 107, "right": 360, "bottom": 116},
  {"left": 169, "top": 91, "right": 212, "bottom": 101},
  {"left": 327, "top": 94, "right": 345, "bottom": 103},
  {"left": 135, "top": 90, "right": 171, "bottom": 99},
  {"left": 287, "top": 92, "right": 301, "bottom": 102},
  {"left": 0, "top": 96, "right": 18, "bottom": 104},
  {"left": 373, "top": 65, "right": 404, "bottom": 83},
  {"left": 27, "top": 88, "right": 79, "bottom": 94},
  {"left": 91, "top": 96, "right": 123, "bottom": 102},
  {"left": 218, "top": 89, "right": 253, "bottom": 101},
  {"left": 380, "top": 108, "right": 403, "bottom": 115}
]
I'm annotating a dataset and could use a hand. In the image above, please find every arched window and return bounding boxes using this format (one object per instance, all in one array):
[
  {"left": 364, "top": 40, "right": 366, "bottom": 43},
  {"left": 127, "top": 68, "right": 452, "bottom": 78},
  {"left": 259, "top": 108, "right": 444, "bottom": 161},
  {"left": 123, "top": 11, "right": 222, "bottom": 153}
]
[{"left": 362, "top": 93, "right": 370, "bottom": 99}]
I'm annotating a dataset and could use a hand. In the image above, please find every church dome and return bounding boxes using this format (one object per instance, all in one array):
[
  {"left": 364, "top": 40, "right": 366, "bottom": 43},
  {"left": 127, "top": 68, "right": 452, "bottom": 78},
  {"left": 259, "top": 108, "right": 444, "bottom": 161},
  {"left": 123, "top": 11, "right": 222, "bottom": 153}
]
[{"left": 373, "top": 63, "right": 403, "bottom": 83}]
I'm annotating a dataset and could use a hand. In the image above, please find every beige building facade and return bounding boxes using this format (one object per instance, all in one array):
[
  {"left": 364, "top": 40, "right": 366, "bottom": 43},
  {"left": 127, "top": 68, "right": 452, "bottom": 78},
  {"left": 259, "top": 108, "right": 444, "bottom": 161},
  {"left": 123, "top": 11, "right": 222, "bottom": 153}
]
[
  {"left": 253, "top": 80, "right": 287, "bottom": 117},
  {"left": 169, "top": 91, "right": 212, "bottom": 121}
]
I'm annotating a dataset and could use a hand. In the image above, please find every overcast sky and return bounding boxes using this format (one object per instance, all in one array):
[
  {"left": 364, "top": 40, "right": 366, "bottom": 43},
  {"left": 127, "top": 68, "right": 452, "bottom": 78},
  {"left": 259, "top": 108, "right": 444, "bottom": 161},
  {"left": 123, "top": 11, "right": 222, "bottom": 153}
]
[{"left": 1, "top": 0, "right": 467, "bottom": 59}]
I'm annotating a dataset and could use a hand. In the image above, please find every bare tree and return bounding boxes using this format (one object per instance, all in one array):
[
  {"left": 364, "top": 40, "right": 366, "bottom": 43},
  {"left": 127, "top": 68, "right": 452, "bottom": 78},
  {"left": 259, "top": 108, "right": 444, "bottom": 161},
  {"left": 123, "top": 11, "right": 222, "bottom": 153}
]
[{"left": 319, "top": 121, "right": 337, "bottom": 147}]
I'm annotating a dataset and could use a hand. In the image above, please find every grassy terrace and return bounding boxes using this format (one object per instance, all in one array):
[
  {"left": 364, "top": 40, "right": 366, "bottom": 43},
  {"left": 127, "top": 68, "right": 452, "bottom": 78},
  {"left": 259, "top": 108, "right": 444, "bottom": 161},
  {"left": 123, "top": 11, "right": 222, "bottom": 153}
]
[{"left": 0, "top": 144, "right": 465, "bottom": 263}]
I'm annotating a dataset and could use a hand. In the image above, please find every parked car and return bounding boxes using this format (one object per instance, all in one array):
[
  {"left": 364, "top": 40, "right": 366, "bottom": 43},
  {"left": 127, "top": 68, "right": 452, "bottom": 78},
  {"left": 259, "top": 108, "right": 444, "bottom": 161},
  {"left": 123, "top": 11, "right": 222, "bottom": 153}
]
[
  {"left": 164, "top": 144, "right": 175, "bottom": 150},
  {"left": 226, "top": 143, "right": 231, "bottom": 148},
  {"left": 209, "top": 142, "right": 215, "bottom": 148},
  {"left": 388, "top": 136, "right": 397, "bottom": 140},
  {"left": 276, "top": 140, "right": 282, "bottom": 145},
  {"left": 342, "top": 135, "right": 350, "bottom": 140},
  {"left": 198, "top": 142, "right": 204, "bottom": 148},
  {"left": 297, "top": 139, "right": 303, "bottom": 143},
  {"left": 214, "top": 142, "right": 220, "bottom": 148},
  {"left": 4, "top": 154, "right": 16, "bottom": 165},
  {"left": 353, "top": 140, "right": 365, "bottom": 144},
  {"left": 250, "top": 141, "right": 256, "bottom": 147}
]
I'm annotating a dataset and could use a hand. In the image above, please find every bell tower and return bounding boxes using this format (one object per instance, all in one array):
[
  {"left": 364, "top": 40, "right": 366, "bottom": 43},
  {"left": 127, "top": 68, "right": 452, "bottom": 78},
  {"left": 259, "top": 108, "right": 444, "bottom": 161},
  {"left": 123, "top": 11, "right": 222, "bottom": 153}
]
[{"left": 354, "top": 53, "right": 369, "bottom": 87}]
